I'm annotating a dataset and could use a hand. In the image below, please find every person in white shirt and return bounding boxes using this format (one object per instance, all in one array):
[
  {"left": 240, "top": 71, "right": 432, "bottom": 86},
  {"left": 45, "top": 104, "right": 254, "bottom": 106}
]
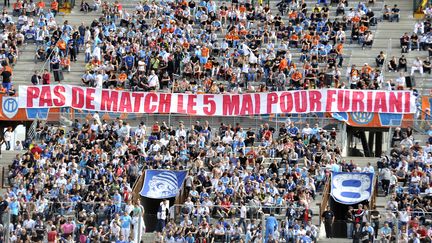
[
  {"left": 134, "top": 124, "right": 146, "bottom": 139},
  {"left": 175, "top": 125, "right": 187, "bottom": 140},
  {"left": 414, "top": 21, "right": 424, "bottom": 34},
  {"left": 47, "top": 17, "right": 57, "bottom": 30},
  {"left": 23, "top": 216, "right": 35, "bottom": 231},
  {"left": 425, "top": 184, "right": 432, "bottom": 195},
  {"left": 147, "top": 70, "right": 159, "bottom": 90},
  {"left": 4, "top": 127, "right": 13, "bottom": 150},
  {"left": 56, "top": 175, "right": 67, "bottom": 187},
  {"left": 138, "top": 58, "right": 146, "bottom": 74},
  {"left": 395, "top": 72, "right": 405, "bottom": 89},
  {"left": 398, "top": 211, "right": 409, "bottom": 225},
  {"left": 95, "top": 71, "right": 104, "bottom": 88},
  {"left": 411, "top": 57, "right": 423, "bottom": 76}
]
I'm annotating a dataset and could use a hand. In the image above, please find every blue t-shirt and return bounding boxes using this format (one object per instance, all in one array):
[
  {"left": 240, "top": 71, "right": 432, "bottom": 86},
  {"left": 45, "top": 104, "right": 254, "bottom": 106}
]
[
  {"left": 124, "top": 55, "right": 135, "bottom": 67},
  {"left": 120, "top": 215, "right": 132, "bottom": 228},
  {"left": 10, "top": 201, "right": 19, "bottom": 215}
]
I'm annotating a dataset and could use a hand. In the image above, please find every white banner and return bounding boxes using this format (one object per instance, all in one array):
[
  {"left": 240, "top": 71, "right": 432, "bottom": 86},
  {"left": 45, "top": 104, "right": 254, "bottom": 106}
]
[{"left": 18, "top": 85, "right": 416, "bottom": 116}]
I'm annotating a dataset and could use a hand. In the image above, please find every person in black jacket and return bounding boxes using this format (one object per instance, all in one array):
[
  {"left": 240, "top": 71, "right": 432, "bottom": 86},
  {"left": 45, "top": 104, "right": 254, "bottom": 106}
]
[
  {"left": 352, "top": 223, "right": 362, "bottom": 243},
  {"left": 322, "top": 206, "right": 335, "bottom": 238},
  {"left": 31, "top": 71, "right": 41, "bottom": 85}
]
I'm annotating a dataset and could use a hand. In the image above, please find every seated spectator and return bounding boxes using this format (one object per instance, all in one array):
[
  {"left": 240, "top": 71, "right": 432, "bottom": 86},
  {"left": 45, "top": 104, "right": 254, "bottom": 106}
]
[
  {"left": 410, "top": 33, "right": 420, "bottom": 51},
  {"left": 395, "top": 72, "right": 405, "bottom": 90},
  {"left": 42, "top": 69, "right": 51, "bottom": 85},
  {"left": 398, "top": 55, "right": 408, "bottom": 72},
  {"left": 390, "top": 4, "right": 400, "bottom": 22},
  {"left": 400, "top": 33, "right": 410, "bottom": 53},
  {"left": 388, "top": 56, "right": 398, "bottom": 72},
  {"left": 382, "top": 5, "right": 391, "bottom": 21},
  {"left": 1, "top": 62, "right": 12, "bottom": 94},
  {"left": 375, "top": 51, "right": 385, "bottom": 67},
  {"left": 411, "top": 57, "right": 424, "bottom": 76}
]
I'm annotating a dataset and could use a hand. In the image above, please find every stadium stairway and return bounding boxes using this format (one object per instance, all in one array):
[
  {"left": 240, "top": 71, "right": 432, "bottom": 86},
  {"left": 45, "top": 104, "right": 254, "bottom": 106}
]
[{"left": 0, "top": 150, "right": 18, "bottom": 192}]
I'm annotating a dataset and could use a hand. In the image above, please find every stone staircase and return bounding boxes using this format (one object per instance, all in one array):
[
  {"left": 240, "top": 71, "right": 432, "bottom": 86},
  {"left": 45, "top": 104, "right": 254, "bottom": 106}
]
[{"left": 0, "top": 150, "right": 18, "bottom": 192}]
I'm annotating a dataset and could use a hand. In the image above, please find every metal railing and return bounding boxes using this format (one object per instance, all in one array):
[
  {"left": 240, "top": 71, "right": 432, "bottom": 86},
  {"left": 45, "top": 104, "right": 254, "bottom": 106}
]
[
  {"left": 319, "top": 177, "right": 331, "bottom": 225},
  {"left": 27, "top": 117, "right": 38, "bottom": 141},
  {"left": 1, "top": 167, "right": 10, "bottom": 188}
]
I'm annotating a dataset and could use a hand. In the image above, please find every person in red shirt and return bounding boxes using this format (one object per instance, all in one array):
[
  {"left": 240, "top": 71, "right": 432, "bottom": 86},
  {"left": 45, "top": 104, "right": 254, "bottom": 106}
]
[
  {"left": 220, "top": 197, "right": 234, "bottom": 216},
  {"left": 47, "top": 226, "right": 58, "bottom": 243},
  {"left": 42, "top": 69, "right": 51, "bottom": 84},
  {"left": 151, "top": 121, "right": 161, "bottom": 139},
  {"left": 50, "top": 0, "right": 58, "bottom": 16}
]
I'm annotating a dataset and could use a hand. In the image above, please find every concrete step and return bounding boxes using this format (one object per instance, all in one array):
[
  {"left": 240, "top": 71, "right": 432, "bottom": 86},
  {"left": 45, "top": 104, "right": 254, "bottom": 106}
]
[{"left": 0, "top": 151, "right": 19, "bottom": 166}]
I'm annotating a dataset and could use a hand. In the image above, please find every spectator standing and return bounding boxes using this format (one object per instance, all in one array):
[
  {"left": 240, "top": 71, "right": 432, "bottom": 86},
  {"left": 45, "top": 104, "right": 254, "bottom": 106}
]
[
  {"left": 423, "top": 57, "right": 432, "bottom": 74},
  {"left": 120, "top": 211, "right": 132, "bottom": 240},
  {"left": 346, "top": 206, "right": 354, "bottom": 239},
  {"left": 51, "top": 54, "right": 63, "bottom": 83},
  {"left": 1, "top": 63, "right": 12, "bottom": 95},
  {"left": 42, "top": 69, "right": 51, "bottom": 85},
  {"left": 3, "top": 127, "right": 12, "bottom": 151},
  {"left": 380, "top": 166, "right": 392, "bottom": 196},
  {"left": 9, "top": 196, "right": 19, "bottom": 225},
  {"left": 322, "top": 206, "right": 335, "bottom": 239},
  {"left": 31, "top": 71, "right": 41, "bottom": 85},
  {"left": 265, "top": 213, "right": 278, "bottom": 242},
  {"left": 352, "top": 223, "right": 363, "bottom": 243},
  {"left": 47, "top": 226, "right": 58, "bottom": 243}
]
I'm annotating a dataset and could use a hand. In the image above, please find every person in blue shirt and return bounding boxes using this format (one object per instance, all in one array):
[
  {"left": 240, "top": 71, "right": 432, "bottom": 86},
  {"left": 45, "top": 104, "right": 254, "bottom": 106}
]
[
  {"left": 115, "top": 235, "right": 129, "bottom": 243},
  {"left": 113, "top": 191, "right": 122, "bottom": 213},
  {"left": 265, "top": 213, "right": 278, "bottom": 242},
  {"left": 120, "top": 211, "right": 132, "bottom": 240},
  {"left": 124, "top": 53, "right": 135, "bottom": 70},
  {"left": 380, "top": 222, "right": 392, "bottom": 241},
  {"left": 362, "top": 222, "right": 374, "bottom": 242},
  {"left": 185, "top": 232, "right": 195, "bottom": 243},
  {"left": 9, "top": 197, "right": 19, "bottom": 225},
  {"left": 301, "top": 231, "right": 313, "bottom": 243}
]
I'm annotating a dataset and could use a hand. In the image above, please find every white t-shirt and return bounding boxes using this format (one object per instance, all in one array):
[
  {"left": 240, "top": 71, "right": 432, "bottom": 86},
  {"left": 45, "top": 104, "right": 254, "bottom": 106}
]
[
  {"left": 138, "top": 60, "right": 146, "bottom": 72},
  {"left": 4, "top": 131, "right": 12, "bottom": 141},
  {"left": 95, "top": 74, "right": 103, "bottom": 88},
  {"left": 240, "top": 205, "right": 247, "bottom": 218}
]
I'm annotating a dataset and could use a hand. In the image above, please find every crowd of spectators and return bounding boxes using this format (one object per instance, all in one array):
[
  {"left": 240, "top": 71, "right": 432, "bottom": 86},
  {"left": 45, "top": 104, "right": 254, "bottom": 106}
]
[
  {"left": 343, "top": 127, "right": 432, "bottom": 242},
  {"left": 74, "top": 0, "right": 392, "bottom": 93},
  {"left": 2, "top": 0, "right": 432, "bottom": 242},
  {"left": 0, "top": 112, "right": 344, "bottom": 242},
  {"left": 0, "top": 0, "right": 82, "bottom": 89},
  {"left": 154, "top": 118, "right": 343, "bottom": 242}
]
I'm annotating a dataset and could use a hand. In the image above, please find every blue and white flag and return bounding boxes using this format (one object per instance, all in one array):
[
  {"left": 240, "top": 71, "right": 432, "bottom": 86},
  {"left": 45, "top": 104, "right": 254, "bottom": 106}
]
[
  {"left": 140, "top": 170, "right": 188, "bottom": 199},
  {"left": 331, "top": 172, "right": 374, "bottom": 205}
]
